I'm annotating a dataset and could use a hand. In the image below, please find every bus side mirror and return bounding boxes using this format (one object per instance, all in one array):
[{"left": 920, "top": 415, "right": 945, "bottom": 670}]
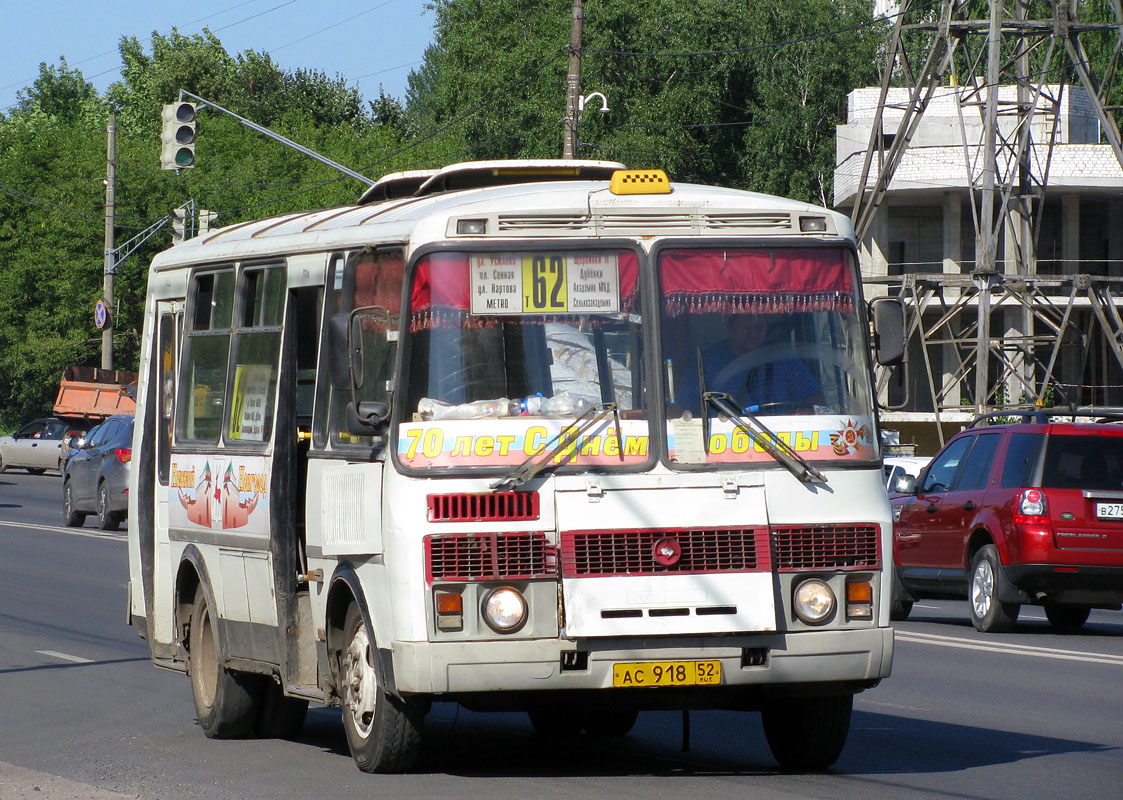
[
  {"left": 871, "top": 297, "right": 906, "bottom": 366},
  {"left": 347, "top": 401, "right": 390, "bottom": 435}
]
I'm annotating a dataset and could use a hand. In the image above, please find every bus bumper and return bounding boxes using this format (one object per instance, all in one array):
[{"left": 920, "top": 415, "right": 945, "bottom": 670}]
[{"left": 391, "top": 626, "right": 893, "bottom": 696}]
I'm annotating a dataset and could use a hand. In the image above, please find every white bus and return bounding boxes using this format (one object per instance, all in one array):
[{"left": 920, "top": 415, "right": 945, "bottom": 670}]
[{"left": 127, "top": 160, "right": 904, "bottom": 773}]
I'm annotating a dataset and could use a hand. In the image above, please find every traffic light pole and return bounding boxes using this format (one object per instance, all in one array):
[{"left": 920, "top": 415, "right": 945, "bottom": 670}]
[
  {"left": 102, "top": 111, "right": 116, "bottom": 371},
  {"left": 178, "top": 90, "right": 375, "bottom": 186}
]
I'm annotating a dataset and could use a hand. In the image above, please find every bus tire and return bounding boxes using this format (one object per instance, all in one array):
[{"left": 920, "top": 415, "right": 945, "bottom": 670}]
[
  {"left": 254, "top": 680, "right": 309, "bottom": 739},
  {"left": 340, "top": 601, "right": 422, "bottom": 773},
  {"left": 761, "top": 693, "right": 852, "bottom": 771},
  {"left": 189, "top": 589, "right": 261, "bottom": 738}
]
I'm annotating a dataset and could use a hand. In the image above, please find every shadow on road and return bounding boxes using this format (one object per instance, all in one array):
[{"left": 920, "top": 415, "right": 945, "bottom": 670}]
[{"left": 285, "top": 704, "right": 1114, "bottom": 778}]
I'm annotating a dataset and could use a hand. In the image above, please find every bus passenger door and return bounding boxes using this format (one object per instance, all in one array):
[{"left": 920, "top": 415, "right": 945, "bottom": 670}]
[{"left": 152, "top": 302, "right": 180, "bottom": 646}]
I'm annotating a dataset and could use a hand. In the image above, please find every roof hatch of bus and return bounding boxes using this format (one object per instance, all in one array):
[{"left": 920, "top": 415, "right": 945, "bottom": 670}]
[
  {"left": 358, "top": 159, "right": 627, "bottom": 205},
  {"left": 357, "top": 169, "right": 438, "bottom": 204}
]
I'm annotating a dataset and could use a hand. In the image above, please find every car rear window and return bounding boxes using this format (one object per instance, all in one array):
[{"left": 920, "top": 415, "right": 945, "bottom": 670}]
[
  {"left": 1041, "top": 433, "right": 1123, "bottom": 491},
  {"left": 1000, "top": 433, "right": 1043, "bottom": 488}
]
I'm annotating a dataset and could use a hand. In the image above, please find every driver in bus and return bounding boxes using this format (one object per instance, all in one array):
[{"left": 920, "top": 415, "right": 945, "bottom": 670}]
[{"left": 678, "top": 312, "right": 823, "bottom": 413}]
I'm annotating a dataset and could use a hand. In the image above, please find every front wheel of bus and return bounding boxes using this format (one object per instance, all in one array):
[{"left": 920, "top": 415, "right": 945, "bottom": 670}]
[
  {"left": 761, "top": 693, "right": 852, "bottom": 771},
  {"left": 189, "top": 589, "right": 261, "bottom": 738},
  {"left": 340, "top": 602, "right": 422, "bottom": 773}
]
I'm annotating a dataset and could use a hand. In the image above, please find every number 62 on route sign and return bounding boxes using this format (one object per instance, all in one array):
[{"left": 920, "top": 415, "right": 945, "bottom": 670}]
[{"left": 469, "top": 252, "right": 620, "bottom": 315}]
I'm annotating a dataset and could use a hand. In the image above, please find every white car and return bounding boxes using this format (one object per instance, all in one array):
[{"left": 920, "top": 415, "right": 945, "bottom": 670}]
[
  {"left": 884, "top": 455, "right": 930, "bottom": 494},
  {"left": 0, "top": 417, "right": 73, "bottom": 474}
]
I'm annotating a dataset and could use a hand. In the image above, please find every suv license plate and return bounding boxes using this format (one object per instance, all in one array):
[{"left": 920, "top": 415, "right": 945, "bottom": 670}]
[
  {"left": 612, "top": 660, "right": 722, "bottom": 688},
  {"left": 1096, "top": 502, "right": 1123, "bottom": 519}
]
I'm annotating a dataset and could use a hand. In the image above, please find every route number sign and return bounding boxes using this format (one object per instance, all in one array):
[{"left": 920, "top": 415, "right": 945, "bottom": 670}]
[{"left": 470, "top": 252, "right": 620, "bottom": 315}]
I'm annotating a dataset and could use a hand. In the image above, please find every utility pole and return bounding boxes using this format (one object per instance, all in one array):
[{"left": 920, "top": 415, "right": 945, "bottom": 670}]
[
  {"left": 102, "top": 112, "right": 116, "bottom": 371},
  {"left": 562, "top": 0, "right": 584, "bottom": 158}
]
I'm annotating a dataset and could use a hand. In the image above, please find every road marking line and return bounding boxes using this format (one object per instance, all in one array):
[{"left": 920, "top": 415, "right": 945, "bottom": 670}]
[
  {"left": 0, "top": 520, "right": 125, "bottom": 540},
  {"left": 36, "top": 650, "right": 94, "bottom": 664},
  {"left": 896, "top": 630, "right": 1123, "bottom": 665}
]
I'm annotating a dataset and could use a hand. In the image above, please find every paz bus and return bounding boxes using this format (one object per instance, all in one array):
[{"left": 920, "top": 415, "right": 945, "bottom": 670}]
[{"left": 126, "top": 159, "right": 905, "bottom": 773}]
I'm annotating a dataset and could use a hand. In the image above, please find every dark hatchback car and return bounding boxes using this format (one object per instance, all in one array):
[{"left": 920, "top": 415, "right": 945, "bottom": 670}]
[
  {"left": 63, "top": 414, "right": 134, "bottom": 530},
  {"left": 890, "top": 411, "right": 1123, "bottom": 632}
]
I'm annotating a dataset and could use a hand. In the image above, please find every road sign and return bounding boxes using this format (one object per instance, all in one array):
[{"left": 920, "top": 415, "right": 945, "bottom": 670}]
[{"left": 94, "top": 299, "right": 109, "bottom": 330}]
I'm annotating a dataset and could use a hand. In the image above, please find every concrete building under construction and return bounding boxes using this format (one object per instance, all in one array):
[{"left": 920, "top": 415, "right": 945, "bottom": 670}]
[{"left": 836, "top": 80, "right": 1123, "bottom": 449}]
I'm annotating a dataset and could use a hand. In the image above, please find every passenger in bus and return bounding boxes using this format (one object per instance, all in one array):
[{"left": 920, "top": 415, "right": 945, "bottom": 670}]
[{"left": 677, "top": 312, "right": 822, "bottom": 413}]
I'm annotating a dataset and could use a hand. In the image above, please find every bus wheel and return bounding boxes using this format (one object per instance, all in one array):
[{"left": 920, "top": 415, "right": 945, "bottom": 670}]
[
  {"left": 527, "top": 708, "right": 582, "bottom": 737},
  {"left": 189, "top": 589, "right": 261, "bottom": 738},
  {"left": 340, "top": 602, "right": 422, "bottom": 773},
  {"left": 254, "top": 680, "right": 308, "bottom": 739},
  {"left": 583, "top": 706, "right": 639, "bottom": 737},
  {"left": 761, "top": 693, "right": 852, "bottom": 771}
]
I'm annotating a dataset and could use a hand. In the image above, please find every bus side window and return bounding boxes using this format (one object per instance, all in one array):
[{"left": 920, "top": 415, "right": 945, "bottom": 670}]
[
  {"left": 178, "top": 269, "right": 235, "bottom": 443},
  {"left": 227, "top": 265, "right": 285, "bottom": 444},
  {"left": 158, "top": 312, "right": 177, "bottom": 484}
]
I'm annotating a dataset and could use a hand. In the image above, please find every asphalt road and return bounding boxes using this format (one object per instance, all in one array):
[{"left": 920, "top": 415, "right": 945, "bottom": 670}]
[{"left": 2, "top": 468, "right": 1122, "bottom": 799}]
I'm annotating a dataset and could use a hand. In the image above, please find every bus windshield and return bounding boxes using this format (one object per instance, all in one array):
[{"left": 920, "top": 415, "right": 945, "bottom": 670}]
[
  {"left": 398, "top": 249, "right": 647, "bottom": 470},
  {"left": 658, "top": 246, "right": 877, "bottom": 466}
]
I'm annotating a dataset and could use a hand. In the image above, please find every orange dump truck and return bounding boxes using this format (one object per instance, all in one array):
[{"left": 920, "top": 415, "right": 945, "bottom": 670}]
[{"left": 53, "top": 366, "right": 138, "bottom": 427}]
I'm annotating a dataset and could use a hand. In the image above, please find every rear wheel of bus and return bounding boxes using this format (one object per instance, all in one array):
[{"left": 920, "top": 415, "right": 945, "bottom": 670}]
[
  {"left": 340, "top": 601, "right": 422, "bottom": 773},
  {"left": 189, "top": 588, "right": 261, "bottom": 738},
  {"left": 761, "top": 693, "right": 852, "bottom": 771}
]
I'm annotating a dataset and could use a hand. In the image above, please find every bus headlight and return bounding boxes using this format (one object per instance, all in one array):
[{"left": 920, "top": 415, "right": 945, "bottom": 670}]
[
  {"left": 793, "top": 579, "right": 835, "bottom": 624},
  {"left": 482, "top": 587, "right": 528, "bottom": 633}
]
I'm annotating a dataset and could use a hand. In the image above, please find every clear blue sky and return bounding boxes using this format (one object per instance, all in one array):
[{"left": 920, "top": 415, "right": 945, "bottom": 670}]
[{"left": 1, "top": 0, "right": 436, "bottom": 113}]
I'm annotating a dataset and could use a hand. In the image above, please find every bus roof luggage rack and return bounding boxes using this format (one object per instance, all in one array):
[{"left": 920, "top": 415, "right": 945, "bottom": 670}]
[
  {"left": 967, "top": 407, "right": 1123, "bottom": 427},
  {"left": 359, "top": 159, "right": 627, "bottom": 205}
]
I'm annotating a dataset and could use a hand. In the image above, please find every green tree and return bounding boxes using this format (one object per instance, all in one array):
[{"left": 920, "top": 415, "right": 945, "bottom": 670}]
[{"left": 407, "top": 0, "right": 881, "bottom": 196}]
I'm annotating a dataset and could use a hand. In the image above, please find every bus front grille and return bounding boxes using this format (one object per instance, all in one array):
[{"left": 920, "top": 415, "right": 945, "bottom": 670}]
[
  {"left": 771, "top": 524, "right": 881, "bottom": 571},
  {"left": 427, "top": 491, "right": 540, "bottom": 522},
  {"left": 560, "top": 528, "right": 771, "bottom": 577},
  {"left": 426, "top": 532, "right": 556, "bottom": 583}
]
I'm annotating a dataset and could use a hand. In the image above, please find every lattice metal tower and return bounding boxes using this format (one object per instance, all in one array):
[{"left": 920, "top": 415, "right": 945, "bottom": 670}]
[{"left": 850, "top": 0, "right": 1123, "bottom": 426}]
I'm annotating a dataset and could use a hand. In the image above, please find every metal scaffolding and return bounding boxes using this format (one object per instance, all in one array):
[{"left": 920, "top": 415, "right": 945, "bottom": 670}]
[{"left": 851, "top": 0, "right": 1123, "bottom": 427}]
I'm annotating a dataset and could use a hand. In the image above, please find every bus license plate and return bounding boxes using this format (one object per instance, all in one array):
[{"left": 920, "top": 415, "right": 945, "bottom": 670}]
[
  {"left": 1096, "top": 502, "right": 1123, "bottom": 519},
  {"left": 612, "top": 660, "right": 722, "bottom": 688}
]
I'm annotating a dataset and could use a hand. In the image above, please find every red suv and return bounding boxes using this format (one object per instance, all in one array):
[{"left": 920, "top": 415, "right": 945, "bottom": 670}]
[{"left": 890, "top": 411, "right": 1123, "bottom": 632}]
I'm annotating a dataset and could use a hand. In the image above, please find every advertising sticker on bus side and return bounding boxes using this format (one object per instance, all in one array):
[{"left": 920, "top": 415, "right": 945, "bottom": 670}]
[{"left": 470, "top": 252, "right": 620, "bottom": 315}]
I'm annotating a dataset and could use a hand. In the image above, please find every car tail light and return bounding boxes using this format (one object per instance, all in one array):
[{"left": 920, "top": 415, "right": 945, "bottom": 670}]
[
  {"left": 114, "top": 448, "right": 132, "bottom": 463},
  {"left": 1013, "top": 488, "right": 1048, "bottom": 524}
]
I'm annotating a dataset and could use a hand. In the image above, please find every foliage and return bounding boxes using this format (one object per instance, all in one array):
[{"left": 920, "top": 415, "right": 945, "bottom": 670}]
[
  {"left": 407, "top": 0, "right": 882, "bottom": 199},
  {"left": 0, "top": 30, "right": 415, "bottom": 427}
]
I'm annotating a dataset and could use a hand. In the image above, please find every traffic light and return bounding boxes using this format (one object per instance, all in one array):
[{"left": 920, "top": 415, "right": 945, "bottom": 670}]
[
  {"left": 169, "top": 204, "right": 190, "bottom": 245},
  {"left": 161, "top": 102, "right": 197, "bottom": 170}
]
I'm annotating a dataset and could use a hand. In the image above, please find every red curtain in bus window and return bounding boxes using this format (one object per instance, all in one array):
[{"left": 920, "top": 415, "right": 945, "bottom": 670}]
[
  {"left": 409, "top": 251, "right": 640, "bottom": 331},
  {"left": 353, "top": 250, "right": 404, "bottom": 314},
  {"left": 660, "top": 248, "right": 855, "bottom": 315}
]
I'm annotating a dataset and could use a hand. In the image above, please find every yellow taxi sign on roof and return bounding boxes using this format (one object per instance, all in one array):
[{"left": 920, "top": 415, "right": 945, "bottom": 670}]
[{"left": 610, "top": 169, "right": 671, "bottom": 195}]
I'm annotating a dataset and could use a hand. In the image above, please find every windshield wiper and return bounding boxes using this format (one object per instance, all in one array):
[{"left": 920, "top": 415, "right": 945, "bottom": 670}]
[
  {"left": 490, "top": 402, "right": 620, "bottom": 492},
  {"left": 703, "top": 392, "right": 827, "bottom": 485}
]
